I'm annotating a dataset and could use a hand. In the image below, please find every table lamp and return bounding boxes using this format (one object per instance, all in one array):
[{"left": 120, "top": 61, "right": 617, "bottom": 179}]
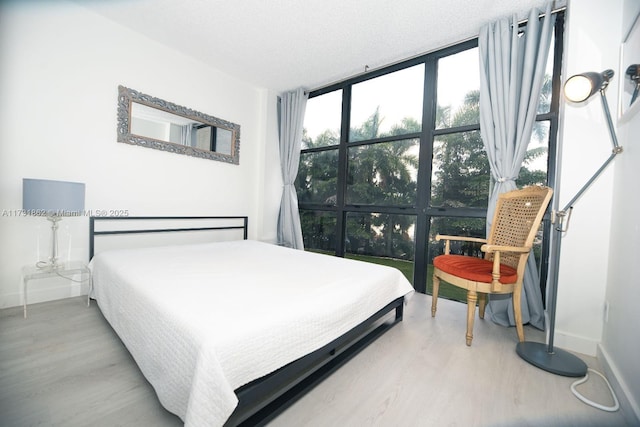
[{"left": 22, "top": 178, "right": 85, "bottom": 269}]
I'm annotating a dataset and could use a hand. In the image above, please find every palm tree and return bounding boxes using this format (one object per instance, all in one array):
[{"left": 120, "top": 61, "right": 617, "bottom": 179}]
[{"left": 298, "top": 76, "right": 551, "bottom": 259}]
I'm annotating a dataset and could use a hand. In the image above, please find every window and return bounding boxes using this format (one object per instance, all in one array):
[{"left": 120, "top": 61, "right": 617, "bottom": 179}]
[
  {"left": 300, "top": 211, "right": 337, "bottom": 253},
  {"left": 297, "top": 12, "right": 564, "bottom": 302},
  {"left": 436, "top": 48, "right": 480, "bottom": 130},
  {"left": 350, "top": 65, "right": 424, "bottom": 141},
  {"left": 345, "top": 212, "right": 416, "bottom": 284},
  {"left": 296, "top": 150, "right": 339, "bottom": 205},
  {"left": 298, "top": 89, "right": 342, "bottom": 207},
  {"left": 431, "top": 130, "right": 488, "bottom": 208},
  {"left": 346, "top": 139, "right": 419, "bottom": 206},
  {"left": 303, "top": 89, "right": 342, "bottom": 149}
]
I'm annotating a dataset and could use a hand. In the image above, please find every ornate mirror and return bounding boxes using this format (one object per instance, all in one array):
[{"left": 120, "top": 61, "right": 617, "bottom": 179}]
[{"left": 117, "top": 86, "right": 240, "bottom": 164}]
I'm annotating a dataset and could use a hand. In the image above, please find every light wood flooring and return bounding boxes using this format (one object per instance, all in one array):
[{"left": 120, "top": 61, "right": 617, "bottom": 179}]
[{"left": 0, "top": 294, "right": 631, "bottom": 426}]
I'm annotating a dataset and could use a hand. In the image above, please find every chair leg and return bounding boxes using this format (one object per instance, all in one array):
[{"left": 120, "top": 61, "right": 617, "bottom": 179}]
[
  {"left": 466, "top": 290, "right": 477, "bottom": 346},
  {"left": 478, "top": 292, "right": 487, "bottom": 319},
  {"left": 431, "top": 273, "right": 440, "bottom": 317},
  {"left": 512, "top": 286, "right": 525, "bottom": 342}
]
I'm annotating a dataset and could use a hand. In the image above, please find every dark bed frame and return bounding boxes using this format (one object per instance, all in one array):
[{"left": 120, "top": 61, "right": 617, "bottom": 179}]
[{"left": 89, "top": 216, "right": 405, "bottom": 426}]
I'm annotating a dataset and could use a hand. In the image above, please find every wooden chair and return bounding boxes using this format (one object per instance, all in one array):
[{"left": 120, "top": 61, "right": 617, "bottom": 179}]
[{"left": 431, "top": 185, "right": 553, "bottom": 346}]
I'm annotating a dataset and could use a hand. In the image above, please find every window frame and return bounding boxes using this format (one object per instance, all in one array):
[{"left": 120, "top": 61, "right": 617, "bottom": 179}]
[{"left": 298, "top": 11, "right": 564, "bottom": 299}]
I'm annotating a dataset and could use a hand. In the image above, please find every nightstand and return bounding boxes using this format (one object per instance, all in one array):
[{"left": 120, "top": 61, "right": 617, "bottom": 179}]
[{"left": 22, "top": 261, "right": 91, "bottom": 318}]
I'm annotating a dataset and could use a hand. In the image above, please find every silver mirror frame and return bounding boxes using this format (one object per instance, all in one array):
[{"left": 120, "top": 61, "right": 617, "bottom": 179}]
[{"left": 117, "top": 85, "right": 240, "bottom": 164}]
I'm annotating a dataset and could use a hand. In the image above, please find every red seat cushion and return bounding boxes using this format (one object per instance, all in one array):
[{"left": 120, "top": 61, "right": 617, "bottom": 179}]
[{"left": 433, "top": 255, "right": 518, "bottom": 284}]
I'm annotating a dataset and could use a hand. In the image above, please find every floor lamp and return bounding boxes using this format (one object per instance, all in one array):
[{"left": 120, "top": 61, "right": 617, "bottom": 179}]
[{"left": 516, "top": 69, "right": 622, "bottom": 376}]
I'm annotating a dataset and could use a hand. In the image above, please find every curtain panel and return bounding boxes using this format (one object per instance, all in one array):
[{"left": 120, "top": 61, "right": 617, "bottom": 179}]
[
  {"left": 277, "top": 88, "right": 308, "bottom": 249},
  {"left": 478, "top": 3, "right": 555, "bottom": 329}
]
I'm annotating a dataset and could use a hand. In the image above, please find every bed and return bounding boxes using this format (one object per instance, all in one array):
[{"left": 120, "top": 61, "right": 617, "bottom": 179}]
[{"left": 88, "top": 216, "right": 414, "bottom": 426}]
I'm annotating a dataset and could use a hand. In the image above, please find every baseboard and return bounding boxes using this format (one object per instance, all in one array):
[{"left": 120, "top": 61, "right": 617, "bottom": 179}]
[
  {"left": 552, "top": 329, "right": 599, "bottom": 357},
  {"left": 597, "top": 344, "right": 640, "bottom": 426}
]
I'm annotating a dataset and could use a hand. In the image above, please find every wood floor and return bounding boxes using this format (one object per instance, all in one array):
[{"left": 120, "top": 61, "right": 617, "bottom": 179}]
[{"left": 0, "top": 294, "right": 630, "bottom": 426}]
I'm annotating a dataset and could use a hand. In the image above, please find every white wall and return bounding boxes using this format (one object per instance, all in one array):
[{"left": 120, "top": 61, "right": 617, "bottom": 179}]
[
  {"left": 554, "top": 0, "right": 621, "bottom": 355},
  {"left": 559, "top": 0, "right": 639, "bottom": 422},
  {"left": 600, "top": 0, "right": 640, "bottom": 422},
  {"left": 0, "top": 1, "right": 281, "bottom": 308},
  {"left": 602, "top": 98, "right": 640, "bottom": 423}
]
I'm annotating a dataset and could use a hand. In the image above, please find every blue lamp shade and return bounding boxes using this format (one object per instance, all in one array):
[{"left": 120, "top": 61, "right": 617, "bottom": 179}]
[{"left": 22, "top": 178, "right": 85, "bottom": 216}]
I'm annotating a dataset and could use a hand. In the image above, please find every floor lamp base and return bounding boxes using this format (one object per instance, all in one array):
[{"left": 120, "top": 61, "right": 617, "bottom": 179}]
[{"left": 516, "top": 341, "right": 588, "bottom": 377}]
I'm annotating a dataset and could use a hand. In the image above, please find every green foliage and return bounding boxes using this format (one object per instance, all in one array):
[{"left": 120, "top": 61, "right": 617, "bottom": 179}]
[
  {"left": 298, "top": 82, "right": 550, "bottom": 266},
  {"left": 431, "top": 90, "right": 488, "bottom": 208}
]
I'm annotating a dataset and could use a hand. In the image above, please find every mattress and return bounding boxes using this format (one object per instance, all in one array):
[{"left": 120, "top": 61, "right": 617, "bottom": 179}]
[{"left": 89, "top": 239, "right": 414, "bottom": 426}]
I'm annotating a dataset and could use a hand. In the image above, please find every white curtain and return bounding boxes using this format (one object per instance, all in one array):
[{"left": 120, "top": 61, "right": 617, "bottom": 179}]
[
  {"left": 180, "top": 124, "right": 193, "bottom": 146},
  {"left": 478, "top": 3, "right": 555, "bottom": 329},
  {"left": 277, "top": 88, "right": 308, "bottom": 249}
]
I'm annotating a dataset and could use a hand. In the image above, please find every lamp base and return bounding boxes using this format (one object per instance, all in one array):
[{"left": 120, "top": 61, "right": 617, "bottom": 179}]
[
  {"left": 36, "top": 260, "right": 64, "bottom": 271},
  {"left": 516, "top": 341, "right": 588, "bottom": 377}
]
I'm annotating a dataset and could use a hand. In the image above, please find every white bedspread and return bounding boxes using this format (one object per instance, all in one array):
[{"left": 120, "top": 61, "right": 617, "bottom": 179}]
[{"left": 89, "top": 240, "right": 413, "bottom": 426}]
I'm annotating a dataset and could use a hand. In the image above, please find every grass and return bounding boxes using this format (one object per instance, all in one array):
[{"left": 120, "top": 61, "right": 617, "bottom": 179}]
[{"left": 309, "top": 250, "right": 467, "bottom": 302}]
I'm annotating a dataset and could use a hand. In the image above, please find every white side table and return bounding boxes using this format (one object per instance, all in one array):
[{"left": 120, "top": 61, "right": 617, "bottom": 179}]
[{"left": 22, "top": 261, "right": 91, "bottom": 318}]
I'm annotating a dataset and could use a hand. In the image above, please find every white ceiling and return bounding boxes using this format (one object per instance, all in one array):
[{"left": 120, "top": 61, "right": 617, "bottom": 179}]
[{"left": 76, "top": 0, "right": 552, "bottom": 93}]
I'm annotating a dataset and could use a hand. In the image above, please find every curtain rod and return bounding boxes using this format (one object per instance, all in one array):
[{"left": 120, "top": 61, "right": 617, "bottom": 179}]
[{"left": 307, "top": 3, "right": 567, "bottom": 94}]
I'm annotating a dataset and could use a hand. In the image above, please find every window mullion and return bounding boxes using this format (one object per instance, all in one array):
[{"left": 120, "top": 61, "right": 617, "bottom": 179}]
[
  {"left": 335, "top": 85, "right": 351, "bottom": 257},
  {"left": 413, "top": 57, "right": 438, "bottom": 293}
]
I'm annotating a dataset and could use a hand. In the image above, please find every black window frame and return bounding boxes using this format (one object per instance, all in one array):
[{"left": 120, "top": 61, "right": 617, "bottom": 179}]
[{"left": 298, "top": 11, "right": 564, "bottom": 300}]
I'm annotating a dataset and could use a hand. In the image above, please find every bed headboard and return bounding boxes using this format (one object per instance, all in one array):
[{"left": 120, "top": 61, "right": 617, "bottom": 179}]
[{"left": 89, "top": 216, "right": 248, "bottom": 259}]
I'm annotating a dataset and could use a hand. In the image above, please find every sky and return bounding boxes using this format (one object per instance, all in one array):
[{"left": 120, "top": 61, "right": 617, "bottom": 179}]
[
  {"left": 303, "top": 48, "right": 480, "bottom": 141},
  {"left": 302, "top": 45, "right": 552, "bottom": 173}
]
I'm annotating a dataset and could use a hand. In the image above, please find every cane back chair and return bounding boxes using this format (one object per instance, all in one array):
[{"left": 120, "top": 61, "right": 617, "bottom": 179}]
[{"left": 431, "top": 185, "right": 553, "bottom": 346}]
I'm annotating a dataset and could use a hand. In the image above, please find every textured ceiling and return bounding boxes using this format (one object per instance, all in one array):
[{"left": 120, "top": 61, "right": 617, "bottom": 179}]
[{"left": 76, "top": 0, "right": 552, "bottom": 93}]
